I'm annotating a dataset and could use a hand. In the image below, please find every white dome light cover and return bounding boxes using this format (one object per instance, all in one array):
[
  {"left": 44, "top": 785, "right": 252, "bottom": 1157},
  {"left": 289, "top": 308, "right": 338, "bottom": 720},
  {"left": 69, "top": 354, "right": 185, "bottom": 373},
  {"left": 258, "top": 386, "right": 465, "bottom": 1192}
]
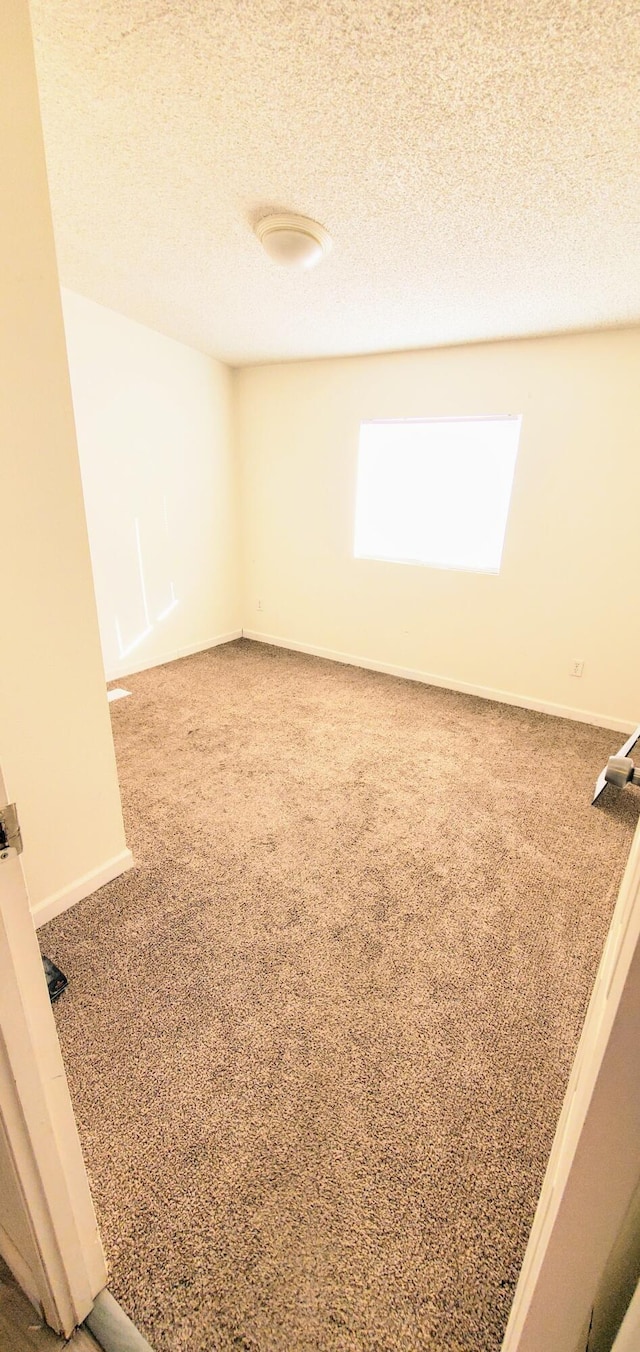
[{"left": 255, "top": 213, "right": 332, "bottom": 269}]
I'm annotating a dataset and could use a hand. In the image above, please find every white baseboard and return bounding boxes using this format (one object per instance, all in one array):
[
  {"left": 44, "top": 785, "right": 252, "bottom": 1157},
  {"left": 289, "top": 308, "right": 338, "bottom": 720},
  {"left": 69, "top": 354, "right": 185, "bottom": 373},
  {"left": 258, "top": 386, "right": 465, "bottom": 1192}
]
[
  {"left": 242, "top": 630, "right": 637, "bottom": 735},
  {"left": 105, "top": 629, "right": 242, "bottom": 683},
  {"left": 32, "top": 849, "right": 134, "bottom": 929}
]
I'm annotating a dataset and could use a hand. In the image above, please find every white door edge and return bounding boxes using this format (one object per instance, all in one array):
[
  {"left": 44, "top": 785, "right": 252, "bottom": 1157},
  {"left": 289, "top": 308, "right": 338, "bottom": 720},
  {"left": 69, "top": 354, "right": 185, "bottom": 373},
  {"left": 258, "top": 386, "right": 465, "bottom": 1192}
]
[
  {"left": 0, "top": 765, "right": 107, "bottom": 1336},
  {"left": 502, "top": 812, "right": 640, "bottom": 1351}
]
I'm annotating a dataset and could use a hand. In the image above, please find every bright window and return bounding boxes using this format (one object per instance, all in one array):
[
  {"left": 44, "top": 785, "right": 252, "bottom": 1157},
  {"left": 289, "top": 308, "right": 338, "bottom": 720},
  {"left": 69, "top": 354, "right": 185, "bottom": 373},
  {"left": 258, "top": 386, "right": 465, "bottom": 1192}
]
[{"left": 354, "top": 416, "right": 521, "bottom": 574}]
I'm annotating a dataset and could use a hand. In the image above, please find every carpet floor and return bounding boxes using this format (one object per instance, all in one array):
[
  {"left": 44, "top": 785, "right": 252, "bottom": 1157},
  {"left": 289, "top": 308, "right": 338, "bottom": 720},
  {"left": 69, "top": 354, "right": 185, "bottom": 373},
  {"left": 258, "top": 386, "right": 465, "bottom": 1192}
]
[{"left": 41, "top": 640, "right": 639, "bottom": 1352}]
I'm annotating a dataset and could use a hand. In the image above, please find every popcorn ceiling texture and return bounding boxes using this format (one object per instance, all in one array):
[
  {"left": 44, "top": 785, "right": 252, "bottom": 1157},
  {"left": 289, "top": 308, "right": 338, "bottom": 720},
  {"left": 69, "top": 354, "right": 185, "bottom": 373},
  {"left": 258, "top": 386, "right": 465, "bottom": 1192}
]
[
  {"left": 40, "top": 640, "right": 639, "bottom": 1351},
  {"left": 30, "top": 0, "right": 640, "bottom": 364}
]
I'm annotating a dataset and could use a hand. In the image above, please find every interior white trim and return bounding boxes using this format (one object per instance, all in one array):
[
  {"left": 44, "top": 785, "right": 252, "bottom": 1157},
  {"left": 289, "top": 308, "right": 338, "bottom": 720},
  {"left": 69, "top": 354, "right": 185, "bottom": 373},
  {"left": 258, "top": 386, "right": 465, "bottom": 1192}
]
[
  {"left": 107, "top": 687, "right": 131, "bottom": 704},
  {"left": 242, "top": 630, "right": 637, "bottom": 735},
  {"left": 32, "top": 850, "right": 134, "bottom": 929},
  {"left": 0, "top": 777, "right": 108, "bottom": 1335},
  {"left": 105, "top": 629, "right": 242, "bottom": 682},
  {"left": 502, "top": 815, "right": 640, "bottom": 1349},
  {"left": 86, "top": 1288, "right": 155, "bottom": 1352},
  {"left": 0, "top": 1222, "right": 42, "bottom": 1314}
]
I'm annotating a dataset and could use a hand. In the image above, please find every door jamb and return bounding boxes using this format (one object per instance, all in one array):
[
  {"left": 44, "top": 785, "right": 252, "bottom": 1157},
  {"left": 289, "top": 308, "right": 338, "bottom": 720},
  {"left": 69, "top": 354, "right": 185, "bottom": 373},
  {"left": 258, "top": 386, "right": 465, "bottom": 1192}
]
[
  {"left": 502, "top": 814, "right": 640, "bottom": 1350},
  {"left": 0, "top": 768, "right": 107, "bottom": 1337}
]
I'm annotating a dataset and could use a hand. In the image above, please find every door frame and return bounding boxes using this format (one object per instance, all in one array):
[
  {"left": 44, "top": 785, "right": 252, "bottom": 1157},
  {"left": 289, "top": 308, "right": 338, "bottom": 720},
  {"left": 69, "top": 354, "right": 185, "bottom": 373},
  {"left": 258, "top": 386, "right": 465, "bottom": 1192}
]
[
  {"left": 502, "top": 810, "right": 640, "bottom": 1351},
  {"left": 0, "top": 765, "right": 107, "bottom": 1338}
]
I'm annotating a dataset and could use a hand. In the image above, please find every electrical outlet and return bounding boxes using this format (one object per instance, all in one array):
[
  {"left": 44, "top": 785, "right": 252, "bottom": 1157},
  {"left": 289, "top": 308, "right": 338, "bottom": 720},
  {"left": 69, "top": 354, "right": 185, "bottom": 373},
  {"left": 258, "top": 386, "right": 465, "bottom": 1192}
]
[
  {"left": 571, "top": 659, "right": 585, "bottom": 678},
  {"left": 257, "top": 599, "right": 263, "bottom": 612}
]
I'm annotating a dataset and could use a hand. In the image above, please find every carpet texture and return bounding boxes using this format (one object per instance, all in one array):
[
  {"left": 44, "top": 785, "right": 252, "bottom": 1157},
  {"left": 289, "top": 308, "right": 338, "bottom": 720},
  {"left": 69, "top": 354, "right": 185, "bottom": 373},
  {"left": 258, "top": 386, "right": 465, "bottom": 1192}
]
[{"left": 41, "top": 640, "right": 639, "bottom": 1352}]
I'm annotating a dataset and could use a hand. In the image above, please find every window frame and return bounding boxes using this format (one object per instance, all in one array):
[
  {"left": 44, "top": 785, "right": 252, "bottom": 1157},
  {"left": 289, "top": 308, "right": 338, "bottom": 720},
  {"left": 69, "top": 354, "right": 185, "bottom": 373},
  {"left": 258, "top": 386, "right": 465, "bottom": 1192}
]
[{"left": 353, "top": 413, "right": 522, "bottom": 577}]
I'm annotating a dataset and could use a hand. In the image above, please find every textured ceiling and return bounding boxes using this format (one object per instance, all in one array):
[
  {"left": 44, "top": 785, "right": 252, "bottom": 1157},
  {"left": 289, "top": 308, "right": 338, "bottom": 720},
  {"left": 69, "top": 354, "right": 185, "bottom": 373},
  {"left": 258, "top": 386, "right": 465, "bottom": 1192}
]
[{"left": 30, "top": 0, "right": 640, "bottom": 365}]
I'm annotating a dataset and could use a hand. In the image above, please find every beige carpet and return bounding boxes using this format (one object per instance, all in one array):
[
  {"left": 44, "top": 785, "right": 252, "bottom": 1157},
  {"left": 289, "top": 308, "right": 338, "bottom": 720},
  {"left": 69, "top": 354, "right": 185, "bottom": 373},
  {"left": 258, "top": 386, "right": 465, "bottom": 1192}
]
[{"left": 41, "top": 640, "right": 639, "bottom": 1352}]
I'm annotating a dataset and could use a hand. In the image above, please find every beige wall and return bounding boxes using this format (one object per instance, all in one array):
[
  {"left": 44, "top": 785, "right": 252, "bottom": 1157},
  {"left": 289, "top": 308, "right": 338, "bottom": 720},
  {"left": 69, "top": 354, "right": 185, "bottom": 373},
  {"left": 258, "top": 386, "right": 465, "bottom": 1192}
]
[
  {"left": 236, "top": 328, "right": 640, "bottom": 730},
  {"left": 0, "top": 0, "right": 128, "bottom": 918},
  {"left": 62, "top": 291, "right": 241, "bottom": 680}
]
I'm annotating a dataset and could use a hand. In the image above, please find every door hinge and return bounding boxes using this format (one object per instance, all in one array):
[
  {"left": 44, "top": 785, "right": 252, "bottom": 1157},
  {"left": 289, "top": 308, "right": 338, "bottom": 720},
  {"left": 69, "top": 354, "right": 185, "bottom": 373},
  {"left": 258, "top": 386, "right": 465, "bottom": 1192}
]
[{"left": 0, "top": 803, "right": 23, "bottom": 860}]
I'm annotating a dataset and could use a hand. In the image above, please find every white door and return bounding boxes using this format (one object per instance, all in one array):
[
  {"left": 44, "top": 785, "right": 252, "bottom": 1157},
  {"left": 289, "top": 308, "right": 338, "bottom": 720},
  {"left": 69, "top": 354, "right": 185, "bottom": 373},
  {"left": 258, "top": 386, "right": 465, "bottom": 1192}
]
[
  {"left": 0, "top": 764, "right": 107, "bottom": 1338},
  {"left": 502, "top": 812, "right": 640, "bottom": 1351}
]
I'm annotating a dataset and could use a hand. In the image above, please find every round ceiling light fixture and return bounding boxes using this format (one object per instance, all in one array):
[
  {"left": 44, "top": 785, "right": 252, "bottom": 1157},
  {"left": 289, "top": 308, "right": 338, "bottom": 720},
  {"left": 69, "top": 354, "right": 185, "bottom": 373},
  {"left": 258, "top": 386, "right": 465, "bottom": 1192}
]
[{"left": 255, "top": 213, "right": 332, "bottom": 269}]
